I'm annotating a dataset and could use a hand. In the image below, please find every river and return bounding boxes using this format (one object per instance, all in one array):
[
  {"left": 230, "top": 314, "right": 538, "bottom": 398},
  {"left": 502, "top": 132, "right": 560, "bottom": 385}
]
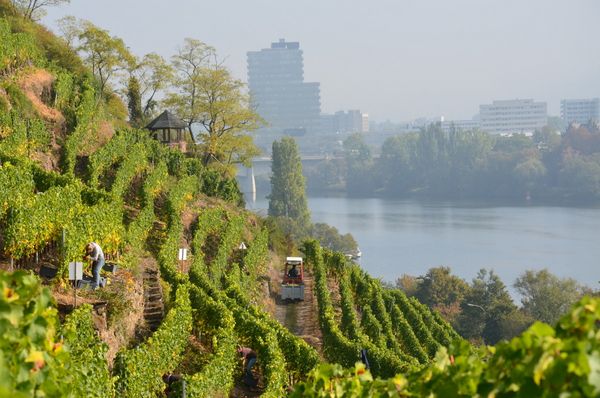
[{"left": 248, "top": 195, "right": 600, "bottom": 294}]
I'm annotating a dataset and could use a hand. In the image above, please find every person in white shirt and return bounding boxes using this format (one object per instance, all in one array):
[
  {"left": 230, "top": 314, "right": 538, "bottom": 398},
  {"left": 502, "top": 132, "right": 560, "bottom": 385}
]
[{"left": 84, "top": 242, "right": 105, "bottom": 289}]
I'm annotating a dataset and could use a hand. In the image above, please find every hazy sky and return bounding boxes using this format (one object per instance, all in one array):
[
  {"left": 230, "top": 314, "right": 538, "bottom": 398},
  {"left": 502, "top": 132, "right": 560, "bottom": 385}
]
[{"left": 44, "top": 0, "right": 600, "bottom": 122}]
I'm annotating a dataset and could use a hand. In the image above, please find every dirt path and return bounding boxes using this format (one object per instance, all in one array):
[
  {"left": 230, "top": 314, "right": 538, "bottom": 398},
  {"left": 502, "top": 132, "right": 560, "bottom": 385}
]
[{"left": 272, "top": 272, "right": 322, "bottom": 353}]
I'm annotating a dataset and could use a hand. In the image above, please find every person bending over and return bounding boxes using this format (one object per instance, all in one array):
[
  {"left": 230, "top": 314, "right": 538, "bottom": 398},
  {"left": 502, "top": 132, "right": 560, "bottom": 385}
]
[{"left": 84, "top": 242, "right": 105, "bottom": 289}]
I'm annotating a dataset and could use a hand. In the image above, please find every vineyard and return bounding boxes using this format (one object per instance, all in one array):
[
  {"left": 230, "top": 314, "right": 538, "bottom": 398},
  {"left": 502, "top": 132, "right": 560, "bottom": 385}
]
[{"left": 2, "top": 3, "right": 600, "bottom": 397}]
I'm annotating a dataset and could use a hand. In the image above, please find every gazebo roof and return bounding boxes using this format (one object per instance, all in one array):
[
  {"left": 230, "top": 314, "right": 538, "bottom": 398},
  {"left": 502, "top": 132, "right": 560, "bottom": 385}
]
[{"left": 146, "top": 110, "right": 187, "bottom": 130}]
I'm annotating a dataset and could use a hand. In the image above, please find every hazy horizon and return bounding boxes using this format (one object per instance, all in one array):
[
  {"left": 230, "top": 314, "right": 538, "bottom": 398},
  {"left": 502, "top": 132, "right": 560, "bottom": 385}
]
[{"left": 44, "top": 0, "right": 600, "bottom": 122}]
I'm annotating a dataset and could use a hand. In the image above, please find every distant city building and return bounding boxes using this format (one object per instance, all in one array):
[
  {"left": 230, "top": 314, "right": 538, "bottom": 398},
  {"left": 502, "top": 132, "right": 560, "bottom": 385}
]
[
  {"left": 441, "top": 119, "right": 481, "bottom": 133},
  {"left": 319, "top": 110, "right": 369, "bottom": 133},
  {"left": 361, "top": 113, "right": 369, "bottom": 133},
  {"left": 412, "top": 116, "right": 444, "bottom": 129},
  {"left": 247, "top": 39, "right": 321, "bottom": 134},
  {"left": 479, "top": 99, "right": 547, "bottom": 134},
  {"left": 560, "top": 98, "right": 600, "bottom": 124}
]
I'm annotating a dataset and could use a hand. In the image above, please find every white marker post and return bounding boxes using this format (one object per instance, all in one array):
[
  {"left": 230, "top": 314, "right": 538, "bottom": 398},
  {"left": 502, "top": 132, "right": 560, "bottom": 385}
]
[
  {"left": 68, "top": 262, "right": 83, "bottom": 308},
  {"left": 178, "top": 248, "right": 188, "bottom": 272}
]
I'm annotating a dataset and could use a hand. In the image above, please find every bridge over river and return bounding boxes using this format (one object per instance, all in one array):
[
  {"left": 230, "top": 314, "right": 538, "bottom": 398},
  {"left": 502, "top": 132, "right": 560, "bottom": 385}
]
[{"left": 236, "top": 155, "right": 343, "bottom": 200}]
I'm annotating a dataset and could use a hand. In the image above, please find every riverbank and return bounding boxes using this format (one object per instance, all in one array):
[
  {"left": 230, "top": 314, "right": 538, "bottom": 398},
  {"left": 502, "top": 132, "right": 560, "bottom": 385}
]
[{"left": 248, "top": 195, "right": 600, "bottom": 298}]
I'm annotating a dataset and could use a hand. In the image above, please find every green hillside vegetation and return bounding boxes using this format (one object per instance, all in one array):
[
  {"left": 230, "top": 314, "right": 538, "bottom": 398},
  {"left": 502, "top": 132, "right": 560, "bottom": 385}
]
[
  {"left": 1, "top": 3, "right": 599, "bottom": 397},
  {"left": 292, "top": 296, "right": 600, "bottom": 397}
]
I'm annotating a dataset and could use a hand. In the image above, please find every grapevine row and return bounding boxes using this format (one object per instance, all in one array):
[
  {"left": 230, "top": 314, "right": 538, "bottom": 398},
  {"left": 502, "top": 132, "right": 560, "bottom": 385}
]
[
  {"left": 304, "top": 240, "right": 411, "bottom": 378},
  {"left": 62, "top": 305, "right": 114, "bottom": 398},
  {"left": 188, "top": 213, "right": 320, "bottom": 393},
  {"left": 113, "top": 283, "right": 192, "bottom": 397},
  {"left": 126, "top": 161, "right": 168, "bottom": 249}
]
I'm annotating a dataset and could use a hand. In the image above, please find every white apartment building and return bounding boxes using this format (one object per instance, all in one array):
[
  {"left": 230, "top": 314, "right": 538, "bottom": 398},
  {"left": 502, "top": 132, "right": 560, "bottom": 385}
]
[
  {"left": 479, "top": 99, "right": 547, "bottom": 134},
  {"left": 560, "top": 98, "right": 600, "bottom": 124}
]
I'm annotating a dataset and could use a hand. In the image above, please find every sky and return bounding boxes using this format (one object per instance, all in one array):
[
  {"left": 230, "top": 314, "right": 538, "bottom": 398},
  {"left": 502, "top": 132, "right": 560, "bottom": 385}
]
[{"left": 43, "top": 0, "right": 600, "bottom": 122}]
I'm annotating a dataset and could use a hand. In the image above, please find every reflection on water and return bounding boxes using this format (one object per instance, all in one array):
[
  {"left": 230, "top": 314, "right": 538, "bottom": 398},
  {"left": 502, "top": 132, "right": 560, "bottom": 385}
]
[{"left": 248, "top": 196, "right": 600, "bottom": 293}]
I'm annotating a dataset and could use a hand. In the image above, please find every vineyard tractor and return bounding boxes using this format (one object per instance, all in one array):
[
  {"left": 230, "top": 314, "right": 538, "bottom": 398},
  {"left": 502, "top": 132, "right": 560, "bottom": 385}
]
[{"left": 280, "top": 256, "right": 305, "bottom": 301}]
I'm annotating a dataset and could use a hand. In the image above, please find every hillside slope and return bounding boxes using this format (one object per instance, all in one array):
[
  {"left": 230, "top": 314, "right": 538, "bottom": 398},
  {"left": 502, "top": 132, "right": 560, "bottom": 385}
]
[{"left": 0, "top": 6, "right": 482, "bottom": 397}]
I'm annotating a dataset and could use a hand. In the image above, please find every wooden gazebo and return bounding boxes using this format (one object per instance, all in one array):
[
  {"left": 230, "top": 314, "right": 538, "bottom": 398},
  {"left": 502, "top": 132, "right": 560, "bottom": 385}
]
[{"left": 146, "top": 110, "right": 190, "bottom": 152}]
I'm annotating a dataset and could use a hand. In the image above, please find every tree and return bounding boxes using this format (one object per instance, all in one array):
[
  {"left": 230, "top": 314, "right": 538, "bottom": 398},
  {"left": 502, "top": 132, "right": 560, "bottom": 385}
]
[
  {"left": 11, "top": 0, "right": 69, "bottom": 20},
  {"left": 126, "top": 75, "right": 143, "bottom": 127},
  {"left": 514, "top": 269, "right": 588, "bottom": 325},
  {"left": 395, "top": 274, "right": 419, "bottom": 297},
  {"left": 73, "top": 20, "right": 135, "bottom": 96},
  {"left": 136, "top": 53, "right": 173, "bottom": 120},
  {"left": 163, "top": 38, "right": 214, "bottom": 133},
  {"left": 343, "top": 133, "right": 375, "bottom": 195},
  {"left": 192, "top": 65, "right": 262, "bottom": 168},
  {"left": 513, "top": 157, "right": 546, "bottom": 195},
  {"left": 310, "top": 223, "right": 357, "bottom": 253},
  {"left": 457, "top": 269, "right": 516, "bottom": 344},
  {"left": 164, "top": 39, "right": 263, "bottom": 169},
  {"left": 268, "top": 137, "right": 310, "bottom": 230},
  {"left": 414, "top": 266, "right": 469, "bottom": 326},
  {"left": 497, "top": 309, "right": 535, "bottom": 341}
]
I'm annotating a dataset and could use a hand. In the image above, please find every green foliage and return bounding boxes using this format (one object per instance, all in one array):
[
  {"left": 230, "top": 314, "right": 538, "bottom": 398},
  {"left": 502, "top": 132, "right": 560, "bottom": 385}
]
[
  {"left": 210, "top": 213, "right": 244, "bottom": 286},
  {"left": 304, "top": 240, "right": 413, "bottom": 378},
  {"left": 457, "top": 269, "right": 517, "bottom": 344},
  {"left": 199, "top": 167, "right": 244, "bottom": 205},
  {"left": 310, "top": 122, "right": 600, "bottom": 202},
  {"left": 10, "top": 0, "right": 70, "bottom": 21},
  {"left": 108, "top": 141, "right": 148, "bottom": 201},
  {"left": 0, "top": 110, "right": 51, "bottom": 158},
  {"left": 62, "top": 305, "right": 114, "bottom": 397},
  {"left": 164, "top": 38, "right": 262, "bottom": 168},
  {"left": 73, "top": 19, "right": 135, "bottom": 95},
  {"left": 181, "top": 318, "right": 237, "bottom": 396},
  {"left": 114, "top": 284, "right": 192, "bottom": 398},
  {"left": 387, "top": 290, "right": 441, "bottom": 357},
  {"left": 0, "top": 18, "right": 42, "bottom": 75},
  {"left": 126, "top": 75, "right": 143, "bottom": 127},
  {"left": 414, "top": 266, "right": 469, "bottom": 309},
  {"left": 126, "top": 161, "right": 168, "bottom": 249},
  {"left": 310, "top": 222, "right": 357, "bottom": 253},
  {"left": 226, "top": 285, "right": 320, "bottom": 378},
  {"left": 3, "top": 182, "right": 124, "bottom": 274},
  {"left": 0, "top": 160, "right": 35, "bottom": 219},
  {"left": 514, "top": 268, "right": 589, "bottom": 325},
  {"left": 269, "top": 136, "right": 310, "bottom": 229},
  {"left": 87, "top": 129, "right": 137, "bottom": 187},
  {"left": 157, "top": 175, "right": 198, "bottom": 284},
  {"left": 62, "top": 78, "right": 98, "bottom": 175},
  {"left": 294, "top": 296, "right": 600, "bottom": 396},
  {"left": 0, "top": 271, "right": 66, "bottom": 397},
  {"left": 344, "top": 133, "right": 376, "bottom": 195},
  {"left": 188, "top": 213, "right": 319, "bottom": 394},
  {"left": 290, "top": 362, "right": 406, "bottom": 397}
]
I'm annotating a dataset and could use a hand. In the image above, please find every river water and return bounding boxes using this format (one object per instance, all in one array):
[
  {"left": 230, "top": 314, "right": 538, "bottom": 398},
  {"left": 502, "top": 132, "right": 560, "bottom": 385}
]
[{"left": 249, "top": 196, "right": 600, "bottom": 293}]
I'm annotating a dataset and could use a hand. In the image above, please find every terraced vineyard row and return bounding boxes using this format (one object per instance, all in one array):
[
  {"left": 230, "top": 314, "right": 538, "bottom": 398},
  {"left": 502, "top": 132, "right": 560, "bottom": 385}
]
[{"left": 303, "top": 240, "right": 458, "bottom": 378}]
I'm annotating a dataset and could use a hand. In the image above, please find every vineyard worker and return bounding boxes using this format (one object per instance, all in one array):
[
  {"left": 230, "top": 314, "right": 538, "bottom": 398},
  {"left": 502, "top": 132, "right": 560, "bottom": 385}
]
[
  {"left": 288, "top": 263, "right": 299, "bottom": 278},
  {"left": 237, "top": 346, "right": 258, "bottom": 386},
  {"left": 84, "top": 242, "right": 105, "bottom": 289},
  {"left": 162, "top": 373, "right": 182, "bottom": 397}
]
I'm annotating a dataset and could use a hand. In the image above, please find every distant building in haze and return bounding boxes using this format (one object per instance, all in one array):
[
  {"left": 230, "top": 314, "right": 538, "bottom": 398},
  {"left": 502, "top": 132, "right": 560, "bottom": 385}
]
[
  {"left": 247, "top": 39, "right": 321, "bottom": 134},
  {"left": 560, "top": 98, "right": 600, "bottom": 124},
  {"left": 319, "top": 110, "right": 369, "bottom": 133},
  {"left": 479, "top": 99, "right": 547, "bottom": 134},
  {"left": 441, "top": 119, "right": 480, "bottom": 133}
]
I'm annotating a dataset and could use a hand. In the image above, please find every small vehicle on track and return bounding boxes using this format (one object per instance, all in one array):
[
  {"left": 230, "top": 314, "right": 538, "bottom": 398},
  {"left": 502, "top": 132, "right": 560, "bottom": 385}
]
[{"left": 280, "top": 256, "right": 304, "bottom": 301}]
